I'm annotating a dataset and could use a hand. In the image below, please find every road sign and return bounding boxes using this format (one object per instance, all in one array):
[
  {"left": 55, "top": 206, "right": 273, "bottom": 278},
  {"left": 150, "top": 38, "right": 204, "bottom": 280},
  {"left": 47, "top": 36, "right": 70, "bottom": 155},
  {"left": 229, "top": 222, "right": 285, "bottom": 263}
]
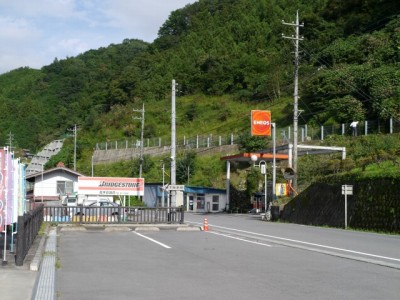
[
  {"left": 342, "top": 185, "right": 353, "bottom": 195},
  {"left": 341, "top": 185, "right": 353, "bottom": 229},
  {"left": 166, "top": 185, "right": 185, "bottom": 191}
]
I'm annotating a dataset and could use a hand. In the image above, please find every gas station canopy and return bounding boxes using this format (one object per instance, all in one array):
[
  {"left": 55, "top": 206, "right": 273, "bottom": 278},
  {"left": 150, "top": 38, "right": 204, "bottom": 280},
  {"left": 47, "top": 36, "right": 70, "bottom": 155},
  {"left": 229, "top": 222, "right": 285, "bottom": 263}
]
[{"left": 220, "top": 152, "right": 289, "bottom": 163}]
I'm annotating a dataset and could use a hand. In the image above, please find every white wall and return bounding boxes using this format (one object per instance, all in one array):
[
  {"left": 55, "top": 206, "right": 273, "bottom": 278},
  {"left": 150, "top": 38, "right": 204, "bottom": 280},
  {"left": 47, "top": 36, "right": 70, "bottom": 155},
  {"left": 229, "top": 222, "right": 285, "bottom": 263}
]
[
  {"left": 185, "top": 193, "right": 227, "bottom": 212},
  {"left": 34, "top": 170, "right": 78, "bottom": 198}
]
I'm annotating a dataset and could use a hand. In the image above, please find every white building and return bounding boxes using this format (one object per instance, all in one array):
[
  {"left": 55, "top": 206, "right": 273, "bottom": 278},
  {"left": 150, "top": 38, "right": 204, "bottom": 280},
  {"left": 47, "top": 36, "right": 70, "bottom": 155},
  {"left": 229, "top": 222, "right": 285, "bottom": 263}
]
[{"left": 25, "top": 166, "right": 84, "bottom": 206}]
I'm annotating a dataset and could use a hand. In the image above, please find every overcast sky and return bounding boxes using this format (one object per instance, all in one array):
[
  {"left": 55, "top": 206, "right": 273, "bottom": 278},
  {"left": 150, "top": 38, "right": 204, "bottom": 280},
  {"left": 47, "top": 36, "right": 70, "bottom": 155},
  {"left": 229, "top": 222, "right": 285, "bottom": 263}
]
[{"left": 0, "top": 0, "right": 196, "bottom": 74}]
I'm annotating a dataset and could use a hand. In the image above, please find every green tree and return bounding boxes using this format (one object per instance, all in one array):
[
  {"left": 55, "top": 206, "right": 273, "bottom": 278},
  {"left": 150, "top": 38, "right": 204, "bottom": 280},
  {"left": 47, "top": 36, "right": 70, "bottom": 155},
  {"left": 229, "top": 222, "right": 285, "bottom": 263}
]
[
  {"left": 237, "top": 132, "right": 269, "bottom": 152},
  {"left": 176, "top": 151, "right": 197, "bottom": 184}
]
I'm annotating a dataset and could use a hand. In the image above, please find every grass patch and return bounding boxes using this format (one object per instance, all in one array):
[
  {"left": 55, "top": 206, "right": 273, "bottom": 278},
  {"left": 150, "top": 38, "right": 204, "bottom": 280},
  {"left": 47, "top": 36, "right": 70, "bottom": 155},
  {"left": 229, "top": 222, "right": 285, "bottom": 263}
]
[
  {"left": 56, "top": 257, "right": 61, "bottom": 269},
  {"left": 38, "top": 222, "right": 49, "bottom": 236}
]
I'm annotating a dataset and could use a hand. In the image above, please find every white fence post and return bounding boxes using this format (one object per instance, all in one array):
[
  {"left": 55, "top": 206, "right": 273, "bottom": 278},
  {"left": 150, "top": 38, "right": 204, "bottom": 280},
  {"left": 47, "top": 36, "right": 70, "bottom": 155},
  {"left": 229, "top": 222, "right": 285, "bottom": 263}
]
[
  {"left": 305, "top": 124, "right": 308, "bottom": 139},
  {"left": 321, "top": 126, "right": 324, "bottom": 140}
]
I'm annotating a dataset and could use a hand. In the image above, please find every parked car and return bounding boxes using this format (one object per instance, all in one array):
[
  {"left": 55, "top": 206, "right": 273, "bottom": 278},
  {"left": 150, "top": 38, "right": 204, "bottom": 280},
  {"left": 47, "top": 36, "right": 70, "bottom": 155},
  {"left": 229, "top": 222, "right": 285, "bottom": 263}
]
[
  {"left": 75, "top": 200, "right": 121, "bottom": 216},
  {"left": 61, "top": 196, "right": 77, "bottom": 207}
]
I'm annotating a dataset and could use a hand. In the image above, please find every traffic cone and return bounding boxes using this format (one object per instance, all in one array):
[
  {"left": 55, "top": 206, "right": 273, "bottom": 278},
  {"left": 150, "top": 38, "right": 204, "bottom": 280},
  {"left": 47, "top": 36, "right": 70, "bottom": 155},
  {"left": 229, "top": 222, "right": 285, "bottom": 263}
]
[{"left": 203, "top": 218, "right": 209, "bottom": 231}]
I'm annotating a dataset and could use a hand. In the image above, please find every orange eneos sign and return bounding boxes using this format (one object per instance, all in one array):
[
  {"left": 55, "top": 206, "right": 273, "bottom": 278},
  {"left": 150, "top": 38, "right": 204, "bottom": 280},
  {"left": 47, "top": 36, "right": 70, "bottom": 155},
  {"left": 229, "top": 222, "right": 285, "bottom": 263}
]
[{"left": 251, "top": 110, "right": 271, "bottom": 136}]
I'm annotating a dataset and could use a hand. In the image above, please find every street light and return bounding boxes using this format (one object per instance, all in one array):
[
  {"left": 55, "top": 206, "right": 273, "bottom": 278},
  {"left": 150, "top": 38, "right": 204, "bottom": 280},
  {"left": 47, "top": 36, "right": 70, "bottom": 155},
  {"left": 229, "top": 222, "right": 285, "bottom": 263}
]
[{"left": 251, "top": 154, "right": 271, "bottom": 221}]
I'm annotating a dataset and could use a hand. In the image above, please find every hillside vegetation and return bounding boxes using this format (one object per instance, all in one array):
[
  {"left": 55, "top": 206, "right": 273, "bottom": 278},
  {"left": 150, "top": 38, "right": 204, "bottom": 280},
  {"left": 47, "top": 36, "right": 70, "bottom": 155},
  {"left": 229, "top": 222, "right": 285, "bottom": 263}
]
[{"left": 0, "top": 0, "right": 399, "bottom": 191}]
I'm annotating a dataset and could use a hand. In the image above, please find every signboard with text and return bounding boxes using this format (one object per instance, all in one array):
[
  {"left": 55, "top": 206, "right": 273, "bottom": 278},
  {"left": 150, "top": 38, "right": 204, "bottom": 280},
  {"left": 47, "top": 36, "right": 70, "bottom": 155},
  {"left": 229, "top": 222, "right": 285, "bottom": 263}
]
[
  {"left": 341, "top": 185, "right": 353, "bottom": 195},
  {"left": 251, "top": 110, "right": 271, "bottom": 136},
  {"left": 78, "top": 177, "right": 144, "bottom": 196},
  {"left": 166, "top": 185, "right": 185, "bottom": 191}
]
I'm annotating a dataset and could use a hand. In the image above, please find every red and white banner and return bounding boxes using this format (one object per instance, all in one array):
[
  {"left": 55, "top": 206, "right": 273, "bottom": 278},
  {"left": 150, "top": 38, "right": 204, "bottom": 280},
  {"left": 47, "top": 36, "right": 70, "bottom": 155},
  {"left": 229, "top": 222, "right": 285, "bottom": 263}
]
[
  {"left": 78, "top": 177, "right": 144, "bottom": 196},
  {"left": 0, "top": 148, "right": 14, "bottom": 227}
]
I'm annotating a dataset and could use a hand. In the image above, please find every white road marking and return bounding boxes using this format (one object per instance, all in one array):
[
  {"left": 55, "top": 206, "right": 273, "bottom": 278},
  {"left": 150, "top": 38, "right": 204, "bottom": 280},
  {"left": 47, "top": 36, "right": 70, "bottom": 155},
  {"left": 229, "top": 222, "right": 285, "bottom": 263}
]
[
  {"left": 207, "top": 231, "right": 272, "bottom": 247},
  {"left": 135, "top": 232, "right": 171, "bottom": 249},
  {"left": 187, "top": 221, "right": 400, "bottom": 263}
]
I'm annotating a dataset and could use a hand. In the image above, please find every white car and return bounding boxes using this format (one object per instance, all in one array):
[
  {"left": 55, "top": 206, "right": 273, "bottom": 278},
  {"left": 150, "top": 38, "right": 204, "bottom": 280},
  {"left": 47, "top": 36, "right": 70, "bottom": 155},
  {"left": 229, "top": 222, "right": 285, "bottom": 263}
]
[{"left": 75, "top": 200, "right": 121, "bottom": 216}]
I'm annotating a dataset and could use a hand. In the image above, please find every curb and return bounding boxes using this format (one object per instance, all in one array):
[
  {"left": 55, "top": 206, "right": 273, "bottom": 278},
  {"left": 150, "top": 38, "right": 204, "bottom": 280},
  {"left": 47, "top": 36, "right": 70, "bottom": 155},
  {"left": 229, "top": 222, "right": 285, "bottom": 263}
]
[
  {"left": 57, "top": 223, "right": 198, "bottom": 232},
  {"left": 177, "top": 226, "right": 201, "bottom": 231},
  {"left": 135, "top": 226, "right": 160, "bottom": 232},
  {"left": 30, "top": 225, "right": 50, "bottom": 272},
  {"left": 59, "top": 226, "right": 87, "bottom": 232},
  {"left": 104, "top": 227, "right": 131, "bottom": 232}
]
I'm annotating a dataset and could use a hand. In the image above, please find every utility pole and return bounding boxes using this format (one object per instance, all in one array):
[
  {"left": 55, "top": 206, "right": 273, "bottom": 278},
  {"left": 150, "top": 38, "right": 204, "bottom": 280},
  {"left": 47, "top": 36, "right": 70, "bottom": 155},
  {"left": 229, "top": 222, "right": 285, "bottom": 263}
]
[
  {"left": 74, "top": 124, "right": 77, "bottom": 171},
  {"left": 133, "top": 104, "right": 145, "bottom": 178},
  {"left": 68, "top": 125, "right": 78, "bottom": 171},
  {"left": 282, "top": 10, "right": 303, "bottom": 192},
  {"left": 162, "top": 162, "right": 165, "bottom": 207},
  {"left": 170, "top": 79, "right": 177, "bottom": 207},
  {"left": 7, "top": 131, "right": 14, "bottom": 151}
]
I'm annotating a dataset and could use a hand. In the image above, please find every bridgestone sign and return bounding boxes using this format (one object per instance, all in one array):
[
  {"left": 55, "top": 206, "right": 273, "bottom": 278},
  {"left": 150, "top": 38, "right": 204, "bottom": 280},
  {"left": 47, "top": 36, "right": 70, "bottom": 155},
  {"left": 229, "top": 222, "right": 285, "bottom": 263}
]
[{"left": 78, "top": 177, "right": 144, "bottom": 196}]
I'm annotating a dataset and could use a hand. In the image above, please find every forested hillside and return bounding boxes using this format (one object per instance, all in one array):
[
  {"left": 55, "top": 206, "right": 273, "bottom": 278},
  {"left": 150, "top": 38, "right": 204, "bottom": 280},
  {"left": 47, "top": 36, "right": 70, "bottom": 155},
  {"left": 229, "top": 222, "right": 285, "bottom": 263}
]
[{"left": 0, "top": 0, "right": 398, "bottom": 160}]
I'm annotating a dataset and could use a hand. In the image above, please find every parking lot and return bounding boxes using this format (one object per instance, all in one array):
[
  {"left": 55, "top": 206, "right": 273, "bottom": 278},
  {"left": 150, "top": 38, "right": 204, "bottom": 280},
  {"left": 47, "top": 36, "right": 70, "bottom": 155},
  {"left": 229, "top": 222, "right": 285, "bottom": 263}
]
[{"left": 56, "top": 215, "right": 400, "bottom": 300}]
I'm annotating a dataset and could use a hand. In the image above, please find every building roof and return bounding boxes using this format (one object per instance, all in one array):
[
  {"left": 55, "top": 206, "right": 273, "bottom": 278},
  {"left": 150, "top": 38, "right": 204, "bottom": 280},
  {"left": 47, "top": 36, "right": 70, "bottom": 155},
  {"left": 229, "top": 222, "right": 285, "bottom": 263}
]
[
  {"left": 220, "top": 143, "right": 346, "bottom": 163},
  {"left": 146, "top": 184, "right": 226, "bottom": 196},
  {"left": 25, "top": 166, "right": 85, "bottom": 181},
  {"left": 184, "top": 186, "right": 226, "bottom": 194}
]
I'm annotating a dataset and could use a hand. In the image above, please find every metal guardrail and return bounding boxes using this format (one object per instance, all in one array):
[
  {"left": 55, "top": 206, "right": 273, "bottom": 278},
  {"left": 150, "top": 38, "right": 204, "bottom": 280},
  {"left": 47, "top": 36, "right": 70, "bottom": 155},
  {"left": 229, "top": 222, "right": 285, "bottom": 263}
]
[
  {"left": 43, "top": 206, "right": 185, "bottom": 225},
  {"left": 15, "top": 205, "right": 44, "bottom": 266}
]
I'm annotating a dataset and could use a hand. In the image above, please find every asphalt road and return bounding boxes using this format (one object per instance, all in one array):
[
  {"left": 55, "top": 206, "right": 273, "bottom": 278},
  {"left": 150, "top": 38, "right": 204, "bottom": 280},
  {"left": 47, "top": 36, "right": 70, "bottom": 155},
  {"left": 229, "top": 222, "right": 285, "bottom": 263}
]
[{"left": 56, "top": 214, "right": 400, "bottom": 300}]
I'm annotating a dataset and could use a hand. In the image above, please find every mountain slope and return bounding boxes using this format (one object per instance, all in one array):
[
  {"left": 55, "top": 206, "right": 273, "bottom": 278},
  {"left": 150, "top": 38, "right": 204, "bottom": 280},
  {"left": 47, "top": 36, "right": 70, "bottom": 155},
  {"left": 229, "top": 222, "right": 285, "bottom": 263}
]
[{"left": 0, "top": 0, "right": 398, "bottom": 157}]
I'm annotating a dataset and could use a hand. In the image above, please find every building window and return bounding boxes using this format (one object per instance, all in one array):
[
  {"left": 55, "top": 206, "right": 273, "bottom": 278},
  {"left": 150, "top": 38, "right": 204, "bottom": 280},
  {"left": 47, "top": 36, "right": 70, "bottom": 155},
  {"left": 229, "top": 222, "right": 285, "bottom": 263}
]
[
  {"left": 212, "top": 195, "right": 219, "bottom": 211},
  {"left": 57, "top": 181, "right": 73, "bottom": 195},
  {"left": 196, "top": 194, "right": 205, "bottom": 209}
]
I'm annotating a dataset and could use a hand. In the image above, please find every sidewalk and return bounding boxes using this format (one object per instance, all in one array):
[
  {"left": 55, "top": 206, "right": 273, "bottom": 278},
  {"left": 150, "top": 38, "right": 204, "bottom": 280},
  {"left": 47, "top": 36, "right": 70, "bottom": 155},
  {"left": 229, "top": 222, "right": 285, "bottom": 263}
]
[
  {"left": 1, "top": 267, "right": 38, "bottom": 300},
  {"left": 1, "top": 224, "right": 50, "bottom": 300}
]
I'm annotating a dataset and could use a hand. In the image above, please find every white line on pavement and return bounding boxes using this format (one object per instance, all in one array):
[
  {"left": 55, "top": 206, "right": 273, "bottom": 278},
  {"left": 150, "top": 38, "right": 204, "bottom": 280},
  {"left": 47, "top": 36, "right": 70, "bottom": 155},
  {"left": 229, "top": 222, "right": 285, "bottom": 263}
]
[
  {"left": 187, "top": 221, "right": 400, "bottom": 263},
  {"left": 134, "top": 232, "right": 171, "bottom": 249},
  {"left": 207, "top": 231, "right": 272, "bottom": 247}
]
